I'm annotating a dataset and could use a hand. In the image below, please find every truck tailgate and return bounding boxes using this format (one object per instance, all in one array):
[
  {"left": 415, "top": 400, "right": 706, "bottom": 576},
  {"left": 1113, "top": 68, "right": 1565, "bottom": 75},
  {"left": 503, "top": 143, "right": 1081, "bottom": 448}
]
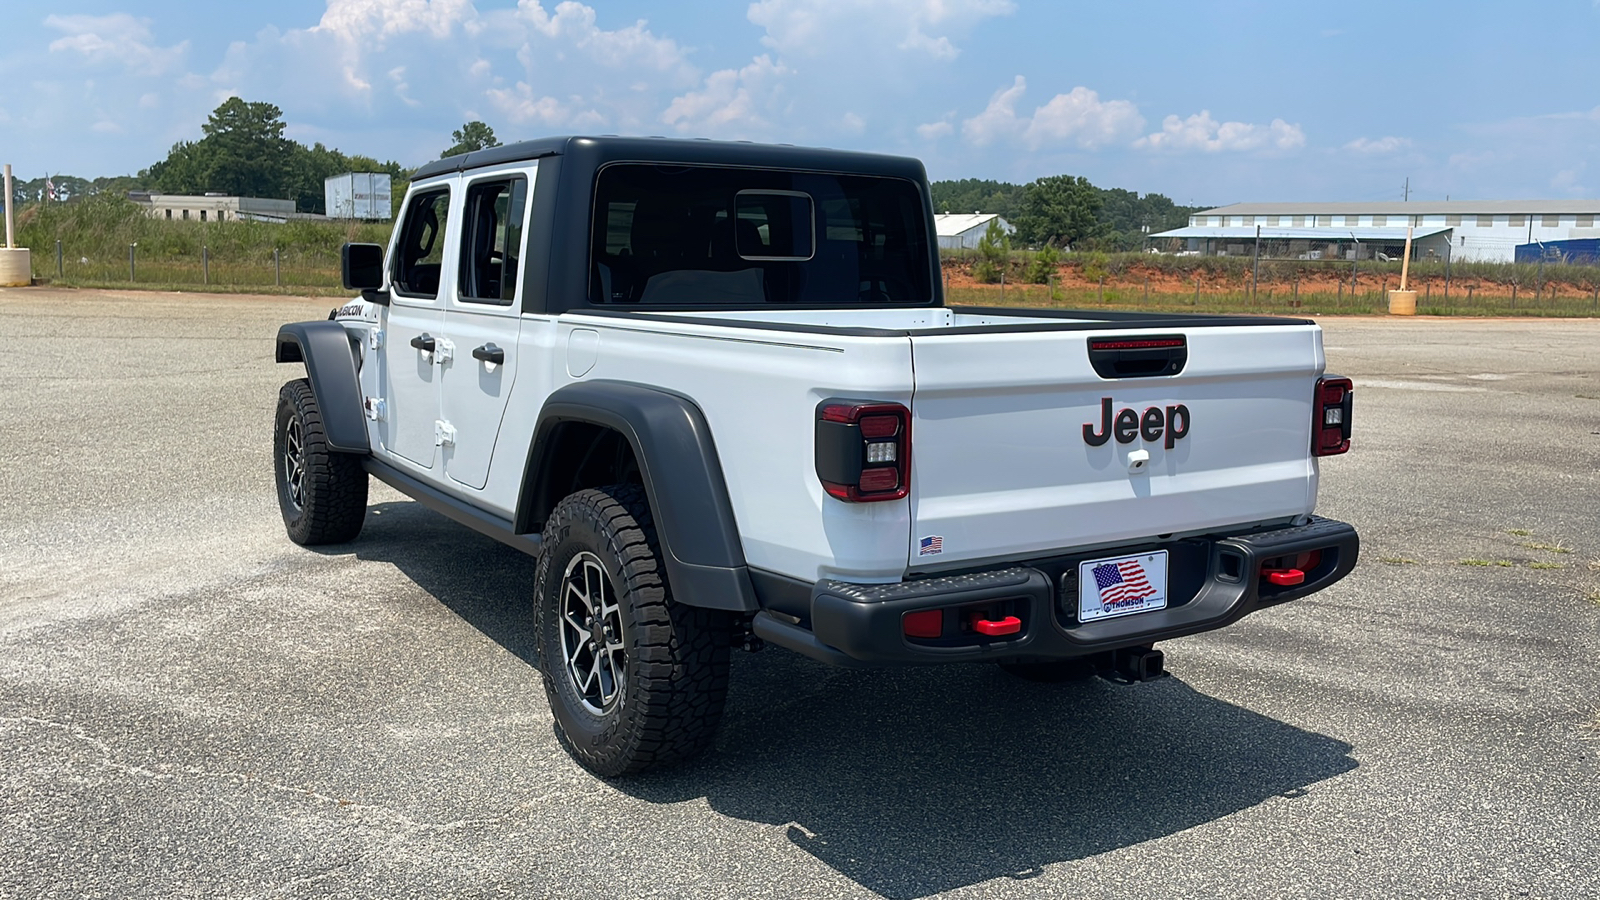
[{"left": 907, "top": 323, "right": 1324, "bottom": 568}]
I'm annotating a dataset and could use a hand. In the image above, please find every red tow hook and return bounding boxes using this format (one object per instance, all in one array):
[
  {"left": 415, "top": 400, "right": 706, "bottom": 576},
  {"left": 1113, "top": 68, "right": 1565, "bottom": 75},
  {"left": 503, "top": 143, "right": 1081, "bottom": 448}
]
[
  {"left": 971, "top": 615, "right": 1021, "bottom": 637},
  {"left": 1263, "top": 568, "right": 1306, "bottom": 586}
]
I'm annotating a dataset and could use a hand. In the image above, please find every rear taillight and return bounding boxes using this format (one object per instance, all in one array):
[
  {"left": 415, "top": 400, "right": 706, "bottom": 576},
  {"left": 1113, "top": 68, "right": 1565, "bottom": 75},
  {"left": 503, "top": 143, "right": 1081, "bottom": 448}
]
[
  {"left": 1314, "top": 376, "right": 1353, "bottom": 456},
  {"left": 816, "top": 400, "right": 911, "bottom": 502}
]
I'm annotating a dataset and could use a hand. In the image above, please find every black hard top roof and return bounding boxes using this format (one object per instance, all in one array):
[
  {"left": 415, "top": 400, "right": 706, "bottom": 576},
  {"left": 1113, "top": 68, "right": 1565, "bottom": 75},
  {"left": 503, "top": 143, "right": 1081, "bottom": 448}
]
[{"left": 410, "top": 135, "right": 927, "bottom": 183}]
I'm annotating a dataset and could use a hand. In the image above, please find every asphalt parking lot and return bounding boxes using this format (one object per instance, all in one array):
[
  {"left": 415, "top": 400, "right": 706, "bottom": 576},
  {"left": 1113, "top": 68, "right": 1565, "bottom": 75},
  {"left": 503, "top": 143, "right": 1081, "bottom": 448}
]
[{"left": 3, "top": 287, "right": 1598, "bottom": 899}]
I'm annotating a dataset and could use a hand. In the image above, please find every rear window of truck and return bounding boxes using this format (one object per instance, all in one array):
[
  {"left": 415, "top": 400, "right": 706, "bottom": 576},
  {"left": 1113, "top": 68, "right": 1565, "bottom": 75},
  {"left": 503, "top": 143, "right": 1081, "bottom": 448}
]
[{"left": 589, "top": 164, "right": 932, "bottom": 306}]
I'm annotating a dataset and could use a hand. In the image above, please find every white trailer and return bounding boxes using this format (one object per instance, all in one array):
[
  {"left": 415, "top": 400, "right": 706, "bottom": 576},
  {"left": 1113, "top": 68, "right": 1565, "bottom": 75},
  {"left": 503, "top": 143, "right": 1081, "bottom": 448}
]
[{"left": 324, "top": 173, "right": 392, "bottom": 221}]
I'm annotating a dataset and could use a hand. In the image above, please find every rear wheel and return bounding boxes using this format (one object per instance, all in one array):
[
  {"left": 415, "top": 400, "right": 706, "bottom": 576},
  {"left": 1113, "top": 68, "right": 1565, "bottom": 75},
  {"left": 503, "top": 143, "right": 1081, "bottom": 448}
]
[
  {"left": 274, "top": 379, "right": 368, "bottom": 545},
  {"left": 534, "top": 484, "right": 731, "bottom": 776}
]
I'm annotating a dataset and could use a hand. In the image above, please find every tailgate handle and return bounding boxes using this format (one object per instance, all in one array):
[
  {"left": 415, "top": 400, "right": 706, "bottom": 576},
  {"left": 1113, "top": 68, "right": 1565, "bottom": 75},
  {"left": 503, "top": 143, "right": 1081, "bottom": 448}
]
[{"left": 1088, "top": 335, "right": 1187, "bottom": 379}]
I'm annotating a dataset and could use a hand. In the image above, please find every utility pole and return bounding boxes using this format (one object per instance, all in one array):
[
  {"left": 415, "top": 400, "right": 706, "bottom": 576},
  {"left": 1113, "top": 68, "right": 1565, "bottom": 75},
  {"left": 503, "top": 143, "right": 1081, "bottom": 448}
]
[
  {"left": 1403, "top": 177, "right": 1409, "bottom": 202},
  {"left": 1251, "top": 224, "right": 1261, "bottom": 300}
]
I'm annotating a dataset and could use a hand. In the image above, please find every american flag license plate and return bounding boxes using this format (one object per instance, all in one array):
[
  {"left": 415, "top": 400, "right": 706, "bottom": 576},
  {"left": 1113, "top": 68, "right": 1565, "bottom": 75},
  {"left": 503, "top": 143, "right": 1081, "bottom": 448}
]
[{"left": 1077, "top": 551, "right": 1169, "bottom": 622}]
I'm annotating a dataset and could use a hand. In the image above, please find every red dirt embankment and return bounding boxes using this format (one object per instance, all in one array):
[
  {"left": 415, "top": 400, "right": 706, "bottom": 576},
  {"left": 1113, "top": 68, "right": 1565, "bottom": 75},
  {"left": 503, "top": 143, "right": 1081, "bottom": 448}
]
[{"left": 942, "top": 259, "right": 1600, "bottom": 300}]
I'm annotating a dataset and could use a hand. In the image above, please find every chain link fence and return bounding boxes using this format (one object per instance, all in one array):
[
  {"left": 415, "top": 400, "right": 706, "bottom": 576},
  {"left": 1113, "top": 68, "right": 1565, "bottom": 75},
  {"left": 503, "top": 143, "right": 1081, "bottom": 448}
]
[{"left": 38, "top": 239, "right": 346, "bottom": 290}]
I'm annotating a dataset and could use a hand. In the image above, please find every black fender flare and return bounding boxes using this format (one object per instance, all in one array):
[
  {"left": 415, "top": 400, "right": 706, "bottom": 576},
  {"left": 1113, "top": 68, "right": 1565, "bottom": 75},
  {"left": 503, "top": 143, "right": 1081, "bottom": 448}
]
[
  {"left": 275, "top": 321, "right": 370, "bottom": 454},
  {"left": 516, "top": 380, "right": 757, "bottom": 612}
]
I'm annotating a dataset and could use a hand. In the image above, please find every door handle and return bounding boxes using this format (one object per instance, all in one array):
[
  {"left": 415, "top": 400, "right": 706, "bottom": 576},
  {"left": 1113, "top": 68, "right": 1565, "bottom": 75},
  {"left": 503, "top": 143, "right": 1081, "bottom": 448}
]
[
  {"left": 472, "top": 343, "right": 505, "bottom": 365},
  {"left": 409, "top": 333, "right": 436, "bottom": 352}
]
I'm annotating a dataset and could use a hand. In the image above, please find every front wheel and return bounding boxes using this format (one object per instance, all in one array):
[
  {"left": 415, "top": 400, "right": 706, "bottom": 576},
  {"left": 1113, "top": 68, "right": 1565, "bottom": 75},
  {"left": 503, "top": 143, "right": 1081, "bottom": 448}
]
[
  {"left": 534, "top": 484, "right": 731, "bottom": 776},
  {"left": 274, "top": 379, "right": 368, "bottom": 545}
]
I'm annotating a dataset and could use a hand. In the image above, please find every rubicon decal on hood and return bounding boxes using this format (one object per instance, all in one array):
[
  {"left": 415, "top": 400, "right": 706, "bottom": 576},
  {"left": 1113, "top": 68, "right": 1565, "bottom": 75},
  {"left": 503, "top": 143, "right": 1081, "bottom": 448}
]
[
  {"left": 1083, "top": 398, "right": 1190, "bottom": 449},
  {"left": 335, "top": 301, "right": 378, "bottom": 321}
]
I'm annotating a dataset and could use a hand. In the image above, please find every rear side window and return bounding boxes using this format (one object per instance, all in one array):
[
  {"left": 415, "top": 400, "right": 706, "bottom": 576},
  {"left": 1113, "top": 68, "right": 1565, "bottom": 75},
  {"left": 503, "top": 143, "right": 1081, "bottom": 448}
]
[
  {"left": 393, "top": 188, "right": 451, "bottom": 299},
  {"left": 458, "top": 177, "right": 528, "bottom": 305},
  {"left": 589, "top": 164, "right": 932, "bottom": 306}
]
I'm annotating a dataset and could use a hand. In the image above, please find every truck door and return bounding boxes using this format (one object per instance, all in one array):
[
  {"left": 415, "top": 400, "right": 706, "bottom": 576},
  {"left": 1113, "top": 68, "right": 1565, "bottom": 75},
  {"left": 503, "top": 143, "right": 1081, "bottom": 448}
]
[
  {"left": 437, "top": 170, "right": 531, "bottom": 491},
  {"left": 378, "top": 185, "right": 453, "bottom": 469}
]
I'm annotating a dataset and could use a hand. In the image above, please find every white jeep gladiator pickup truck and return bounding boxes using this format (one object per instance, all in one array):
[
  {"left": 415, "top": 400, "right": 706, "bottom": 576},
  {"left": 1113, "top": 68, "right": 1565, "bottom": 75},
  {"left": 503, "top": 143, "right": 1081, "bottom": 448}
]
[{"left": 273, "top": 136, "right": 1359, "bottom": 776}]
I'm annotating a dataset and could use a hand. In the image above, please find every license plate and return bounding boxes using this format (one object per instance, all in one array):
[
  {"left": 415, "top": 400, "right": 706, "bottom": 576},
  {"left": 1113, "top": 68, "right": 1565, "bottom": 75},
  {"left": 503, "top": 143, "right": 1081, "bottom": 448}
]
[{"left": 1078, "top": 550, "right": 1169, "bottom": 622}]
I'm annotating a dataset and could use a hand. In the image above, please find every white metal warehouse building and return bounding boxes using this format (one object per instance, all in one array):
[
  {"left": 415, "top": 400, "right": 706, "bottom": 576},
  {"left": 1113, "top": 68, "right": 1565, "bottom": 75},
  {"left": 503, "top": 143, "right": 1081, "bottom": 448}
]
[
  {"left": 1155, "top": 200, "right": 1600, "bottom": 263},
  {"left": 934, "top": 213, "right": 1014, "bottom": 250}
]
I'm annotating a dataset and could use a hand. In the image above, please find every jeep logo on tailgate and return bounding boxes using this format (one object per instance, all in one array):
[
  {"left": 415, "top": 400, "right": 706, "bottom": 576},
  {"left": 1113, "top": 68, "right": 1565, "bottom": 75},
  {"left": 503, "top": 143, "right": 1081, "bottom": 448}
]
[{"left": 1083, "top": 398, "right": 1190, "bottom": 449}]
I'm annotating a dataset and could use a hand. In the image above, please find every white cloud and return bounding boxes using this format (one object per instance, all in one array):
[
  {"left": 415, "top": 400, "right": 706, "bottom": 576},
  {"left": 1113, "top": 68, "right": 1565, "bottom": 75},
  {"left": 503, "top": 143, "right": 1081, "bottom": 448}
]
[
  {"left": 45, "top": 14, "right": 188, "bottom": 76},
  {"left": 662, "top": 55, "right": 789, "bottom": 137},
  {"left": 388, "top": 66, "right": 420, "bottom": 107},
  {"left": 961, "top": 76, "right": 1143, "bottom": 150},
  {"left": 197, "top": 0, "right": 704, "bottom": 154},
  {"left": 748, "top": 0, "right": 1013, "bottom": 60},
  {"left": 508, "top": 2, "right": 692, "bottom": 74},
  {"left": 313, "top": 0, "right": 475, "bottom": 42},
  {"left": 1343, "top": 135, "right": 1411, "bottom": 154},
  {"left": 917, "top": 119, "right": 954, "bottom": 140},
  {"left": 1135, "top": 110, "right": 1305, "bottom": 153},
  {"left": 486, "top": 83, "right": 604, "bottom": 129},
  {"left": 1551, "top": 164, "right": 1587, "bottom": 196}
]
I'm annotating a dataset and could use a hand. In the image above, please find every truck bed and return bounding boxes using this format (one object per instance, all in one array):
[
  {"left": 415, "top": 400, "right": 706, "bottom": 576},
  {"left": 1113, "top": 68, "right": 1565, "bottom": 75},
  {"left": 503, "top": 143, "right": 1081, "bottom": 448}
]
[{"left": 558, "top": 305, "right": 1327, "bottom": 579}]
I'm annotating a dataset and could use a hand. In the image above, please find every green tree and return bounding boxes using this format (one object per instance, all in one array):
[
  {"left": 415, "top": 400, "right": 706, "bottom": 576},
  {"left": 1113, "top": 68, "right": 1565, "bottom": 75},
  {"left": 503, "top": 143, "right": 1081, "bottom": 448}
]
[
  {"left": 1088, "top": 187, "right": 1198, "bottom": 251},
  {"left": 973, "top": 218, "right": 1010, "bottom": 284},
  {"left": 1013, "top": 175, "right": 1103, "bottom": 248},
  {"left": 143, "top": 98, "right": 295, "bottom": 200},
  {"left": 930, "top": 178, "right": 1026, "bottom": 219},
  {"left": 441, "top": 121, "right": 501, "bottom": 158},
  {"left": 140, "top": 98, "right": 412, "bottom": 213},
  {"left": 1025, "top": 243, "right": 1060, "bottom": 284}
]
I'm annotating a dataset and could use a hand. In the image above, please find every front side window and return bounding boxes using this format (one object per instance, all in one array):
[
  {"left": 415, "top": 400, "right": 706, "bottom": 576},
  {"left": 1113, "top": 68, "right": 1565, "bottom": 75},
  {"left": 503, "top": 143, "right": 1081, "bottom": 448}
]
[
  {"left": 588, "top": 164, "right": 932, "bottom": 306},
  {"left": 393, "top": 188, "right": 451, "bottom": 298},
  {"left": 458, "top": 177, "right": 528, "bottom": 304}
]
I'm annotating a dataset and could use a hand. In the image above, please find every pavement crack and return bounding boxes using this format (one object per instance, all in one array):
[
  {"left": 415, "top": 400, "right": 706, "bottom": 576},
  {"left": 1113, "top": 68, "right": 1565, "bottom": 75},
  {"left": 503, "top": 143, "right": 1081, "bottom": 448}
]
[{"left": 1, "top": 715, "right": 507, "bottom": 835}]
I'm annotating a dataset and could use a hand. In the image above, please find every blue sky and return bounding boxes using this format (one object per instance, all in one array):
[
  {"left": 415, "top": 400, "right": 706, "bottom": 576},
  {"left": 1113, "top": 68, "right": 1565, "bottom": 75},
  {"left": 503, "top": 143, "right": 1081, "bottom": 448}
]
[{"left": 4, "top": 0, "right": 1599, "bottom": 205}]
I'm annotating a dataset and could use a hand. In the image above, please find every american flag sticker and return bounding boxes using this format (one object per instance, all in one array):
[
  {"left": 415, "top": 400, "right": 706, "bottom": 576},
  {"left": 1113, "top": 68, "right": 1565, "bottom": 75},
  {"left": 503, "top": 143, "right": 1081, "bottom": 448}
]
[
  {"left": 919, "top": 535, "right": 944, "bottom": 556},
  {"left": 1078, "top": 551, "right": 1168, "bottom": 621}
]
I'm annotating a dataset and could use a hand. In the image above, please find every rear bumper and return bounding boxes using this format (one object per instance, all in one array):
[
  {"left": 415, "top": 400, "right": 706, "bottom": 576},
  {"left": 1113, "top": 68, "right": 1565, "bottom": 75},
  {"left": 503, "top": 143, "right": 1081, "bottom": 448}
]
[{"left": 751, "top": 516, "right": 1358, "bottom": 668}]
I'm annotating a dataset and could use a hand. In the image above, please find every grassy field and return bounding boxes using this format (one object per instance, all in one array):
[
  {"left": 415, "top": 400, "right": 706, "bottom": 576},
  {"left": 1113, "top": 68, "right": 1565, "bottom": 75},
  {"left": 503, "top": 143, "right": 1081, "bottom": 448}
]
[
  {"left": 945, "top": 250, "right": 1600, "bottom": 317},
  {"left": 947, "top": 283, "right": 1600, "bottom": 317},
  {"left": 13, "top": 199, "right": 1600, "bottom": 315},
  {"left": 16, "top": 195, "right": 392, "bottom": 292}
]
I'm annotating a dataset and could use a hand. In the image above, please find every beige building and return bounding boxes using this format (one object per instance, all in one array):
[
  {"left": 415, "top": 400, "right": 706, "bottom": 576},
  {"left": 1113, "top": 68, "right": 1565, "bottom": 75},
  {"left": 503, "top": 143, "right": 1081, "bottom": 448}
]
[{"left": 128, "top": 192, "right": 297, "bottom": 223}]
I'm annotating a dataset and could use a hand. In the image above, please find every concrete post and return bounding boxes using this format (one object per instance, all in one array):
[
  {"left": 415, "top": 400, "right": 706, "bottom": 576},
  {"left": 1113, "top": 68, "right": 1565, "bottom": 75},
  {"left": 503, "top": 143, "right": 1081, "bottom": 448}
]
[
  {"left": 0, "top": 164, "right": 33, "bottom": 286},
  {"left": 3, "top": 165, "right": 13, "bottom": 248}
]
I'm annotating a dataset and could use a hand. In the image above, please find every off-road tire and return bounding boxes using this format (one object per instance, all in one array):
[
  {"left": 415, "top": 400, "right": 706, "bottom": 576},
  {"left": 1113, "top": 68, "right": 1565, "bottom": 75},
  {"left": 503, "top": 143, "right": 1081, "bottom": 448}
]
[
  {"left": 274, "top": 378, "right": 368, "bottom": 545},
  {"left": 997, "top": 659, "right": 1099, "bottom": 683},
  {"left": 534, "top": 484, "right": 732, "bottom": 776}
]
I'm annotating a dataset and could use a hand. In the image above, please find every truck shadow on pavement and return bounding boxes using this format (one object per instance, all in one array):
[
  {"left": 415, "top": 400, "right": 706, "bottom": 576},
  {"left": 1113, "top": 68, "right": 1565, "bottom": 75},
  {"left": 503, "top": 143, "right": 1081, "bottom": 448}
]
[
  {"left": 627, "top": 638, "right": 1357, "bottom": 898},
  {"left": 338, "top": 501, "right": 1356, "bottom": 899},
  {"left": 318, "top": 502, "right": 542, "bottom": 666}
]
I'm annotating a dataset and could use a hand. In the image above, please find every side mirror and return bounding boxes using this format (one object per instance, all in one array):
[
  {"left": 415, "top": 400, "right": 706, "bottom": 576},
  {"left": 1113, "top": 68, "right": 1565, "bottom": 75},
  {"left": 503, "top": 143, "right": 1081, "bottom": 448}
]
[{"left": 341, "top": 242, "right": 387, "bottom": 301}]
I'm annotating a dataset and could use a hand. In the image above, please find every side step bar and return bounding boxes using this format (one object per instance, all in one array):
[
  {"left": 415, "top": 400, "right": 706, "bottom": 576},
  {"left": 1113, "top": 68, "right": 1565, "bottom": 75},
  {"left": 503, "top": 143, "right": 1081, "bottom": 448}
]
[{"left": 363, "top": 459, "right": 544, "bottom": 558}]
